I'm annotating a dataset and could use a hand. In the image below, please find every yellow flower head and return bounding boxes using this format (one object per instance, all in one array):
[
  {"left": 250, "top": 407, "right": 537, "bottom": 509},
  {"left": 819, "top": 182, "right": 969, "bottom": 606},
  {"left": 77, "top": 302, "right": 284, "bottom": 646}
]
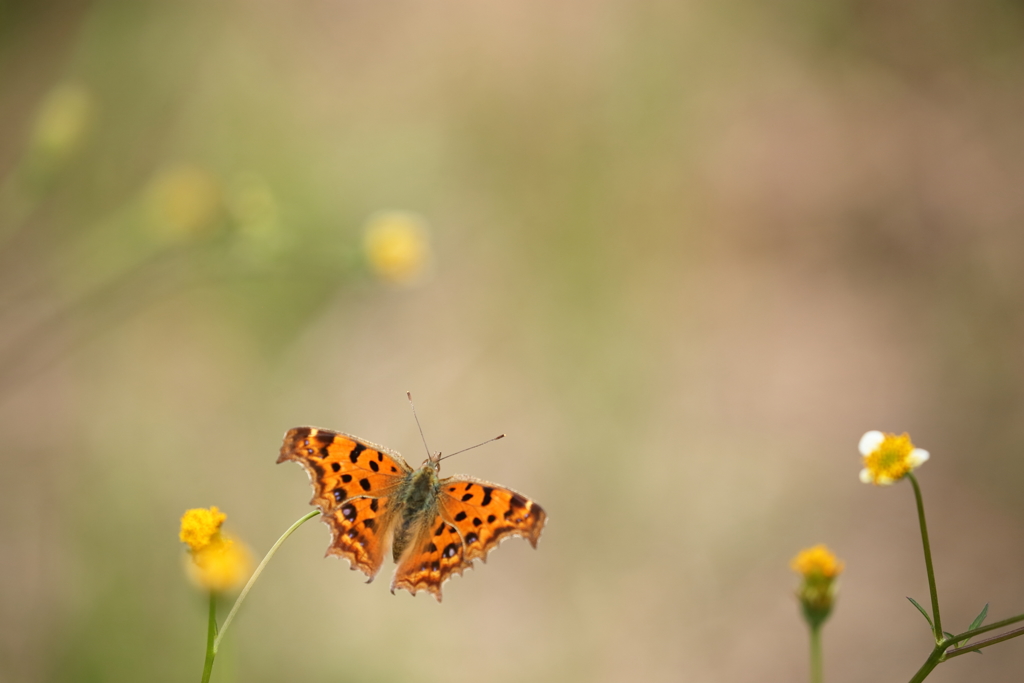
[
  {"left": 185, "top": 536, "right": 253, "bottom": 593},
  {"left": 791, "top": 544, "right": 844, "bottom": 580},
  {"left": 179, "top": 506, "right": 227, "bottom": 553},
  {"left": 858, "top": 431, "right": 929, "bottom": 486},
  {"left": 791, "top": 544, "right": 843, "bottom": 627},
  {"left": 362, "top": 210, "right": 432, "bottom": 285},
  {"left": 179, "top": 507, "right": 252, "bottom": 593}
]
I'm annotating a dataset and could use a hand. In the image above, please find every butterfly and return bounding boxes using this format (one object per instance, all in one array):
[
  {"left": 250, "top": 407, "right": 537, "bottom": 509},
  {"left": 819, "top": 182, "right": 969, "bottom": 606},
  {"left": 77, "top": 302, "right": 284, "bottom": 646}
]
[{"left": 277, "top": 426, "right": 546, "bottom": 602}]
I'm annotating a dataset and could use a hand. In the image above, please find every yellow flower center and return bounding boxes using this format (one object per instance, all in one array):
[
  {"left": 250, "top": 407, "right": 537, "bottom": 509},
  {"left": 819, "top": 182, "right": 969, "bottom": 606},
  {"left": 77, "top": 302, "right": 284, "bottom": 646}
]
[
  {"left": 179, "top": 506, "right": 227, "bottom": 553},
  {"left": 863, "top": 433, "right": 915, "bottom": 483}
]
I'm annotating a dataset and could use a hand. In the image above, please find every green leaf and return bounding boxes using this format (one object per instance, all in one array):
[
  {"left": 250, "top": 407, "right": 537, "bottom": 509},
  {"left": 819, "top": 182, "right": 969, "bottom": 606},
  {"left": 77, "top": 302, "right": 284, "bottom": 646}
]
[
  {"left": 908, "top": 597, "right": 934, "bottom": 629},
  {"left": 956, "top": 603, "right": 989, "bottom": 649},
  {"left": 967, "top": 603, "right": 989, "bottom": 633}
]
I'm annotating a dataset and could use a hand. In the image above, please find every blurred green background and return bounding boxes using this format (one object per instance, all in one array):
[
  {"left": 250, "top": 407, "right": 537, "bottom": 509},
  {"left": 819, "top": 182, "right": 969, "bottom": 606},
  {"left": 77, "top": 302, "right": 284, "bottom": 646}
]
[{"left": 4, "top": 0, "right": 1024, "bottom": 681}]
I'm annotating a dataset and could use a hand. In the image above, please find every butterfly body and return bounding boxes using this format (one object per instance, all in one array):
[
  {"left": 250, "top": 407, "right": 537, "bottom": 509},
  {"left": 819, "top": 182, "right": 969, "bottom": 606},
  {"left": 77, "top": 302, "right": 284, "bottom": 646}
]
[
  {"left": 390, "top": 465, "right": 440, "bottom": 562},
  {"left": 277, "top": 426, "right": 545, "bottom": 601}
]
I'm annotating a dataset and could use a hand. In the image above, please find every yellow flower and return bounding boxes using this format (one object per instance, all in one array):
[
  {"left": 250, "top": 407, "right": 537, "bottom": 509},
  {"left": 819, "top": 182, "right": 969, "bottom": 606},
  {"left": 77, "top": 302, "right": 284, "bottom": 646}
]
[
  {"left": 179, "top": 507, "right": 252, "bottom": 593},
  {"left": 858, "top": 431, "right": 929, "bottom": 486},
  {"left": 362, "top": 210, "right": 432, "bottom": 285},
  {"left": 179, "top": 506, "right": 227, "bottom": 553},
  {"left": 792, "top": 544, "right": 843, "bottom": 627},
  {"left": 146, "top": 165, "right": 222, "bottom": 241},
  {"left": 791, "top": 544, "right": 844, "bottom": 580}
]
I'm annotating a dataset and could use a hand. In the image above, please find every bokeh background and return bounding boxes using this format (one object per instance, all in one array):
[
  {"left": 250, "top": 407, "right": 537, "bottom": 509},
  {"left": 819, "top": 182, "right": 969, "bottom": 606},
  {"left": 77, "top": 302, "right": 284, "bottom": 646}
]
[{"left": 4, "top": 1, "right": 1024, "bottom": 681}]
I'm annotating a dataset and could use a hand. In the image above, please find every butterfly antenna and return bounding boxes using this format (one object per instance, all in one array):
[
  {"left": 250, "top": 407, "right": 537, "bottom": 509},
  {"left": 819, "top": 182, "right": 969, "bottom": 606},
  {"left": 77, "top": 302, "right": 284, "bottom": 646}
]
[
  {"left": 407, "top": 391, "right": 434, "bottom": 460},
  {"left": 436, "top": 434, "right": 506, "bottom": 463}
]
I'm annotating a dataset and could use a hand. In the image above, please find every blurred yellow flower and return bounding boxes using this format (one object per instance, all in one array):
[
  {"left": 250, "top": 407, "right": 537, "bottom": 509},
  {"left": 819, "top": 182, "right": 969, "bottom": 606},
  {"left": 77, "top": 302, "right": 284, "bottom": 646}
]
[
  {"left": 858, "top": 431, "right": 929, "bottom": 486},
  {"left": 792, "top": 544, "right": 843, "bottom": 626},
  {"left": 791, "top": 544, "right": 844, "bottom": 580},
  {"left": 29, "top": 82, "right": 95, "bottom": 161},
  {"left": 146, "top": 165, "right": 222, "bottom": 241},
  {"left": 362, "top": 211, "right": 432, "bottom": 285},
  {"left": 179, "top": 507, "right": 252, "bottom": 593}
]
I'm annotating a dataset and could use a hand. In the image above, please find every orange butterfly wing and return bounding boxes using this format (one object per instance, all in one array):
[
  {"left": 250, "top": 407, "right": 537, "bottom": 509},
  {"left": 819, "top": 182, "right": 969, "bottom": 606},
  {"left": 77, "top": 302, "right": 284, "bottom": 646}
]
[
  {"left": 438, "top": 476, "right": 546, "bottom": 561},
  {"left": 391, "top": 475, "right": 546, "bottom": 601},
  {"left": 277, "top": 426, "right": 411, "bottom": 580},
  {"left": 390, "top": 517, "right": 469, "bottom": 601}
]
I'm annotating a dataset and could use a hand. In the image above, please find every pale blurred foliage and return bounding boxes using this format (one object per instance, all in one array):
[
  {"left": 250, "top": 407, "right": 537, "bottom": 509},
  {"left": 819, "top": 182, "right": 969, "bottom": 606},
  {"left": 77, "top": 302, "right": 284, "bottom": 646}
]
[
  {"left": 3, "top": 1, "right": 1024, "bottom": 683},
  {"left": 145, "top": 165, "right": 222, "bottom": 241},
  {"left": 28, "top": 82, "right": 95, "bottom": 165}
]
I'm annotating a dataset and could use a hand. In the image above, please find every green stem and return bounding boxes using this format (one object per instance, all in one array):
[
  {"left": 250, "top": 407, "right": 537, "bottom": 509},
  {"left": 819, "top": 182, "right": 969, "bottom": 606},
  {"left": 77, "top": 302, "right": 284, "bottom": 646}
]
[
  {"left": 809, "top": 623, "right": 823, "bottom": 683},
  {"left": 212, "top": 510, "right": 320, "bottom": 654},
  {"left": 907, "top": 473, "right": 942, "bottom": 643},
  {"left": 943, "top": 624, "right": 1024, "bottom": 659},
  {"left": 200, "top": 592, "right": 217, "bottom": 683},
  {"left": 907, "top": 644, "right": 944, "bottom": 683},
  {"left": 947, "top": 612, "right": 1024, "bottom": 644}
]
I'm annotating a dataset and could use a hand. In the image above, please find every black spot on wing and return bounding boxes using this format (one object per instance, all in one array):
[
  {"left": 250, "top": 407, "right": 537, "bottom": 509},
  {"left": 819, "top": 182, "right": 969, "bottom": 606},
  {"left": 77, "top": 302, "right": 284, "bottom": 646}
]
[
  {"left": 341, "top": 473, "right": 352, "bottom": 483},
  {"left": 349, "top": 442, "right": 366, "bottom": 463},
  {"left": 315, "top": 431, "right": 335, "bottom": 446},
  {"left": 333, "top": 488, "right": 347, "bottom": 502},
  {"left": 487, "top": 514, "right": 496, "bottom": 523},
  {"left": 369, "top": 460, "right": 379, "bottom": 472},
  {"left": 465, "top": 532, "right": 479, "bottom": 545},
  {"left": 427, "top": 542, "right": 437, "bottom": 552},
  {"left": 504, "top": 493, "right": 528, "bottom": 519},
  {"left": 359, "top": 478, "right": 371, "bottom": 491},
  {"left": 454, "top": 511, "right": 467, "bottom": 522},
  {"left": 443, "top": 543, "right": 459, "bottom": 559},
  {"left": 434, "top": 522, "right": 445, "bottom": 536},
  {"left": 461, "top": 493, "right": 474, "bottom": 502},
  {"left": 341, "top": 503, "right": 357, "bottom": 521},
  {"left": 363, "top": 518, "right": 376, "bottom": 530},
  {"left": 369, "top": 499, "right": 379, "bottom": 512},
  {"left": 481, "top": 487, "right": 494, "bottom": 506},
  {"left": 292, "top": 427, "right": 312, "bottom": 441},
  {"left": 472, "top": 517, "right": 482, "bottom": 527},
  {"left": 331, "top": 462, "right": 341, "bottom": 472}
]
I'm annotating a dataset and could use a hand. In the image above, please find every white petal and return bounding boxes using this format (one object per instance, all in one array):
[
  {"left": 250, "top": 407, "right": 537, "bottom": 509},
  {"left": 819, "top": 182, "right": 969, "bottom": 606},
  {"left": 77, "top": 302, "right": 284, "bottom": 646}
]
[
  {"left": 859, "top": 468, "right": 873, "bottom": 484},
  {"left": 908, "top": 448, "right": 930, "bottom": 468},
  {"left": 859, "top": 430, "right": 885, "bottom": 456}
]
